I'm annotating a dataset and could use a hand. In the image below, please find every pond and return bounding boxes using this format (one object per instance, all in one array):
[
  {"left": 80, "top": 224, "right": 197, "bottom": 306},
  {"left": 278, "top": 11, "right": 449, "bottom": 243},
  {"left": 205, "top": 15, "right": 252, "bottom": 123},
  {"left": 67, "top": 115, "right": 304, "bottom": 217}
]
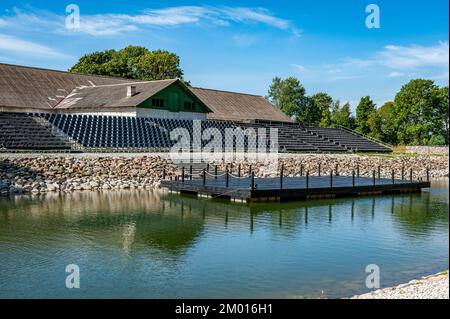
[{"left": 0, "top": 180, "right": 448, "bottom": 298}]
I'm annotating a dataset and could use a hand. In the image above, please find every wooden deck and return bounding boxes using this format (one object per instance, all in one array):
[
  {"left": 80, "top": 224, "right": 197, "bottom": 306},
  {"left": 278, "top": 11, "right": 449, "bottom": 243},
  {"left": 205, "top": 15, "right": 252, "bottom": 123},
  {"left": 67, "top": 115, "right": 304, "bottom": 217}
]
[{"left": 160, "top": 175, "right": 431, "bottom": 202}]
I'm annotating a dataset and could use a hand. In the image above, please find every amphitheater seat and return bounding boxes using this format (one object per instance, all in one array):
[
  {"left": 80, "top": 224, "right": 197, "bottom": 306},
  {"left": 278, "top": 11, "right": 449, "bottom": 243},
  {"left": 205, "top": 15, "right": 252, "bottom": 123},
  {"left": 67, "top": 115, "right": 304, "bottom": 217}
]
[{"left": 0, "top": 112, "right": 71, "bottom": 150}]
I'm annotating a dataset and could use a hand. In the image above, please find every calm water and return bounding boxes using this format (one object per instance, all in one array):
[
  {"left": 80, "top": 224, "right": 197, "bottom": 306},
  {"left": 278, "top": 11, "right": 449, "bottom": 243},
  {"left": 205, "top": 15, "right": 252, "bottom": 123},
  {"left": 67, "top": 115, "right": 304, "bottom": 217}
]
[{"left": 0, "top": 180, "right": 448, "bottom": 298}]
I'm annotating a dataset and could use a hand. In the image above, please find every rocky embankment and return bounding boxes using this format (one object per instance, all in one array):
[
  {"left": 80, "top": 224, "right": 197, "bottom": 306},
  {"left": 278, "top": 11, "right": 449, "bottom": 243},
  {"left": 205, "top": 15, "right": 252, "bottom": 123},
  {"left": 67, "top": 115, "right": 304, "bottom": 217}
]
[
  {"left": 1, "top": 153, "right": 448, "bottom": 195},
  {"left": 351, "top": 272, "right": 449, "bottom": 299},
  {"left": 211, "top": 154, "right": 449, "bottom": 179},
  {"left": 0, "top": 156, "right": 177, "bottom": 195}
]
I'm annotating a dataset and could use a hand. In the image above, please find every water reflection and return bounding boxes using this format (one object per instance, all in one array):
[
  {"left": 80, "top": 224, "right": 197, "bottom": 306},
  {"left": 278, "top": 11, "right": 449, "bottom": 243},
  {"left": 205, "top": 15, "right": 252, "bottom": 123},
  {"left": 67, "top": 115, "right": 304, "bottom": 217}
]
[{"left": 0, "top": 180, "right": 448, "bottom": 298}]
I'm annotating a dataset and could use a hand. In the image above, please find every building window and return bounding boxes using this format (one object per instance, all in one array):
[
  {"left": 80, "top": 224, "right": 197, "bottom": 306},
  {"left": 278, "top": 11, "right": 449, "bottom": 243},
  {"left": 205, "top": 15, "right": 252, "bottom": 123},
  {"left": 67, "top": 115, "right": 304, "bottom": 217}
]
[
  {"left": 152, "top": 98, "right": 164, "bottom": 107},
  {"left": 184, "top": 101, "right": 195, "bottom": 110}
]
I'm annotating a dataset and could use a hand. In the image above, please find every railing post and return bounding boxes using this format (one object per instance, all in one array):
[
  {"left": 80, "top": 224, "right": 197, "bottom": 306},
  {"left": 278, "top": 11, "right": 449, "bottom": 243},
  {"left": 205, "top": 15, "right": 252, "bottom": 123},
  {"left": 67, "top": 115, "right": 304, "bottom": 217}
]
[
  {"left": 251, "top": 171, "right": 255, "bottom": 190},
  {"left": 352, "top": 170, "right": 355, "bottom": 187},
  {"left": 182, "top": 166, "right": 185, "bottom": 183},
  {"left": 238, "top": 164, "right": 241, "bottom": 178},
  {"left": 206, "top": 163, "right": 210, "bottom": 172},
  {"left": 306, "top": 171, "right": 309, "bottom": 189},
  {"left": 300, "top": 164, "right": 303, "bottom": 177},
  {"left": 162, "top": 168, "right": 166, "bottom": 180},
  {"left": 248, "top": 165, "right": 252, "bottom": 177},
  {"left": 335, "top": 163, "right": 339, "bottom": 176},
  {"left": 372, "top": 170, "right": 375, "bottom": 186},
  {"left": 377, "top": 166, "right": 381, "bottom": 179},
  {"left": 280, "top": 164, "right": 284, "bottom": 190},
  {"left": 330, "top": 170, "right": 333, "bottom": 189},
  {"left": 401, "top": 166, "right": 405, "bottom": 180},
  {"left": 189, "top": 165, "right": 193, "bottom": 181},
  {"left": 391, "top": 169, "right": 395, "bottom": 185},
  {"left": 225, "top": 167, "right": 229, "bottom": 188},
  {"left": 426, "top": 167, "right": 430, "bottom": 182},
  {"left": 356, "top": 165, "right": 360, "bottom": 178},
  {"left": 410, "top": 168, "right": 413, "bottom": 183},
  {"left": 203, "top": 168, "right": 206, "bottom": 185},
  {"left": 318, "top": 163, "right": 321, "bottom": 177},
  {"left": 215, "top": 165, "right": 218, "bottom": 180}
]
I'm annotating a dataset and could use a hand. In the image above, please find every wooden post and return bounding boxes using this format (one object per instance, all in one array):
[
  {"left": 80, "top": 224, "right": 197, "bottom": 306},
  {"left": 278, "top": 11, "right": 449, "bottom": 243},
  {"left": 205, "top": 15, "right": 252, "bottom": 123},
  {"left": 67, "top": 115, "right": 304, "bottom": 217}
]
[
  {"left": 391, "top": 169, "right": 395, "bottom": 185},
  {"left": 162, "top": 168, "right": 166, "bottom": 180},
  {"left": 426, "top": 167, "right": 430, "bottom": 182},
  {"left": 238, "top": 164, "right": 241, "bottom": 178},
  {"left": 189, "top": 165, "right": 193, "bottom": 180},
  {"left": 357, "top": 165, "right": 360, "bottom": 178},
  {"left": 330, "top": 170, "right": 333, "bottom": 189},
  {"left": 280, "top": 164, "right": 284, "bottom": 190},
  {"left": 401, "top": 166, "right": 405, "bottom": 180},
  {"left": 215, "top": 165, "right": 218, "bottom": 180},
  {"left": 225, "top": 167, "right": 229, "bottom": 188},
  {"left": 182, "top": 166, "right": 185, "bottom": 183},
  {"left": 352, "top": 170, "right": 355, "bottom": 187},
  {"left": 410, "top": 168, "right": 413, "bottom": 183},
  {"left": 202, "top": 168, "right": 206, "bottom": 185},
  {"left": 306, "top": 171, "right": 309, "bottom": 189},
  {"left": 300, "top": 164, "right": 303, "bottom": 177},
  {"left": 251, "top": 171, "right": 255, "bottom": 190},
  {"left": 377, "top": 166, "right": 381, "bottom": 179},
  {"left": 318, "top": 163, "right": 321, "bottom": 177},
  {"left": 372, "top": 170, "right": 375, "bottom": 186},
  {"left": 248, "top": 165, "right": 252, "bottom": 177},
  {"left": 230, "top": 163, "right": 233, "bottom": 175},
  {"left": 335, "top": 163, "right": 339, "bottom": 176}
]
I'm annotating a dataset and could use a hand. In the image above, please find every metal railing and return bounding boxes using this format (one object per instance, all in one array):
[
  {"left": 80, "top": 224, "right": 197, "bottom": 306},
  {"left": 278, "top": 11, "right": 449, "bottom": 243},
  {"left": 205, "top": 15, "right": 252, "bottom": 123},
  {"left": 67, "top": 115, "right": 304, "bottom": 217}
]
[{"left": 338, "top": 125, "right": 393, "bottom": 149}]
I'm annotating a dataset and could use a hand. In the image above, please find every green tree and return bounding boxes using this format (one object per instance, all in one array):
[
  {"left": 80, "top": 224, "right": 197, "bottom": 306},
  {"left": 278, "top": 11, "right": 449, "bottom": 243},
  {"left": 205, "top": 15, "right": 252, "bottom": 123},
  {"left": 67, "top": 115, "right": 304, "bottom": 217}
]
[
  {"left": 69, "top": 45, "right": 184, "bottom": 81},
  {"left": 310, "top": 92, "right": 333, "bottom": 127},
  {"left": 267, "top": 77, "right": 309, "bottom": 121},
  {"left": 434, "top": 86, "right": 449, "bottom": 145},
  {"left": 393, "top": 79, "right": 440, "bottom": 145},
  {"left": 267, "top": 77, "right": 283, "bottom": 108},
  {"left": 355, "top": 96, "right": 376, "bottom": 135},
  {"left": 377, "top": 102, "right": 398, "bottom": 144},
  {"left": 332, "top": 102, "right": 353, "bottom": 128}
]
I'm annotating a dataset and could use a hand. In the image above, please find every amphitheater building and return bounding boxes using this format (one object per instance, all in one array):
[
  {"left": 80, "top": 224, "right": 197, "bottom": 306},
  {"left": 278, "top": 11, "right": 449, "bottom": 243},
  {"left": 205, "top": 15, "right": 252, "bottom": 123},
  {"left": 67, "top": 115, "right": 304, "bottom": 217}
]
[{"left": 0, "top": 63, "right": 390, "bottom": 153}]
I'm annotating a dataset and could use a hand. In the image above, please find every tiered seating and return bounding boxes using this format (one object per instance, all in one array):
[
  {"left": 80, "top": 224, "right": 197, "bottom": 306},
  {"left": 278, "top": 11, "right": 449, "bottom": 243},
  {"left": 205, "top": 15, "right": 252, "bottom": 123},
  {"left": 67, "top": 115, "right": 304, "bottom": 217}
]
[
  {"left": 304, "top": 127, "right": 391, "bottom": 153},
  {"left": 0, "top": 112, "right": 71, "bottom": 150},
  {"left": 0, "top": 112, "right": 391, "bottom": 153},
  {"left": 252, "top": 121, "right": 347, "bottom": 152}
]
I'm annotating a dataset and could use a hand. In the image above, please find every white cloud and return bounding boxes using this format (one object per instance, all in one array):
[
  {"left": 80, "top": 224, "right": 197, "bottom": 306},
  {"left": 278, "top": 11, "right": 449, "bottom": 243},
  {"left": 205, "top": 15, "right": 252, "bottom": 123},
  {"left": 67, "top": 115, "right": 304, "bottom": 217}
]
[
  {"left": 0, "top": 33, "right": 69, "bottom": 59},
  {"left": 379, "top": 42, "right": 449, "bottom": 69},
  {"left": 388, "top": 71, "right": 405, "bottom": 78},
  {"left": 0, "top": 6, "right": 297, "bottom": 37},
  {"left": 0, "top": 18, "right": 8, "bottom": 27}
]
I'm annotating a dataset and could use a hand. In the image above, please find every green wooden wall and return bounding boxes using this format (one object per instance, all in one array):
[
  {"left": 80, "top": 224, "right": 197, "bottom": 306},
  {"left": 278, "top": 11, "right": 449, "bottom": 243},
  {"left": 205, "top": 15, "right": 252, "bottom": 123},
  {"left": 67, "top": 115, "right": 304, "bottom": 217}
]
[{"left": 138, "top": 82, "right": 208, "bottom": 113}]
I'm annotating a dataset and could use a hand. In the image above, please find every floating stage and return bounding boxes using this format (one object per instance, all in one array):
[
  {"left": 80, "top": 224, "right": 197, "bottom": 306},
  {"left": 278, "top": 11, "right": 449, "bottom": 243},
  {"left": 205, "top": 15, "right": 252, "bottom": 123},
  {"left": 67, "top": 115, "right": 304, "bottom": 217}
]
[{"left": 160, "top": 175, "right": 431, "bottom": 202}]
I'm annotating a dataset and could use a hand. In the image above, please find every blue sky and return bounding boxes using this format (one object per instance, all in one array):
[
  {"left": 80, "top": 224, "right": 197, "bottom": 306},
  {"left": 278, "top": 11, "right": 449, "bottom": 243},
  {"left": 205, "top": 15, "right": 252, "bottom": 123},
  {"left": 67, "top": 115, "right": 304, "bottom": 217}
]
[{"left": 0, "top": 0, "right": 448, "bottom": 110}]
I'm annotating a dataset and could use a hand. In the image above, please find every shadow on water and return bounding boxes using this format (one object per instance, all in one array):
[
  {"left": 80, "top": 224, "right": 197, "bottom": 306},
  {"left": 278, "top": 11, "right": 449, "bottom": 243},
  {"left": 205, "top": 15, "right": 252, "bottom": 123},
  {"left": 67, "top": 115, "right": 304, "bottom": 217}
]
[{"left": 0, "top": 179, "right": 448, "bottom": 298}]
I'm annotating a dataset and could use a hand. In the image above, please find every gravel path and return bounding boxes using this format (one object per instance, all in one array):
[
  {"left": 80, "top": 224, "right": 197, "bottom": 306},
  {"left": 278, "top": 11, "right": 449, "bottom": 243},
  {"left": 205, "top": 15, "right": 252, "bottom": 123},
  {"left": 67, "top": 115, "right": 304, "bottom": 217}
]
[{"left": 352, "top": 272, "right": 449, "bottom": 299}]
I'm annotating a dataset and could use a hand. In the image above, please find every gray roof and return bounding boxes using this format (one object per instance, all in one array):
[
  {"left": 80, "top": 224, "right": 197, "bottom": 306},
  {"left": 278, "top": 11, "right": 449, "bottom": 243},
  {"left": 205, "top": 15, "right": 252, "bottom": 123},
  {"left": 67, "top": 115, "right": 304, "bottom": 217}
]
[
  {"left": 191, "top": 87, "right": 292, "bottom": 122},
  {"left": 54, "top": 80, "right": 177, "bottom": 110},
  {"left": 0, "top": 63, "right": 292, "bottom": 122}
]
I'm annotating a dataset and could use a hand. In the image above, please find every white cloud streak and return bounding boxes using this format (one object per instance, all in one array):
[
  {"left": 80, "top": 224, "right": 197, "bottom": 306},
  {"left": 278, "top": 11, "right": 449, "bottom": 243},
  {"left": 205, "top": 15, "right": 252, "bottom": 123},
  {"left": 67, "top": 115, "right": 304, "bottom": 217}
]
[
  {"left": 0, "top": 33, "right": 69, "bottom": 59},
  {"left": 0, "top": 6, "right": 297, "bottom": 37}
]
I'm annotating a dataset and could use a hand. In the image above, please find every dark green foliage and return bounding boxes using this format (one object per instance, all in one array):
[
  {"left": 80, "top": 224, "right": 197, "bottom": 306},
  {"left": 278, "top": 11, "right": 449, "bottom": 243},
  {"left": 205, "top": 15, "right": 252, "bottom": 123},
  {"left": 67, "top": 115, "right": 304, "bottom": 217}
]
[{"left": 69, "top": 45, "right": 184, "bottom": 81}]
